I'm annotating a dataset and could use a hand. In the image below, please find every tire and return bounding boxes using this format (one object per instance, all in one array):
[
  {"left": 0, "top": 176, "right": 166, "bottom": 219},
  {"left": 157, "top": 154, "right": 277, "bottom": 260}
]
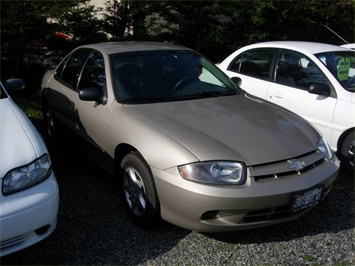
[
  {"left": 120, "top": 152, "right": 161, "bottom": 228},
  {"left": 42, "top": 101, "right": 56, "bottom": 142},
  {"left": 339, "top": 131, "right": 355, "bottom": 176}
]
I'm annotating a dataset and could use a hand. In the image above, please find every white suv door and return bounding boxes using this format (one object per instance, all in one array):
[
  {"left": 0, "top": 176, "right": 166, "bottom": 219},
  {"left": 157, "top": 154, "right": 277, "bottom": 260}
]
[{"left": 267, "top": 49, "right": 337, "bottom": 149}]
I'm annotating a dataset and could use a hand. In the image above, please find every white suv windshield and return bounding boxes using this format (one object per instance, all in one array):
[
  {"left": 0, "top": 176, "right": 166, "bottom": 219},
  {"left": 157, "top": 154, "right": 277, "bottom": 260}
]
[{"left": 315, "top": 51, "right": 355, "bottom": 92}]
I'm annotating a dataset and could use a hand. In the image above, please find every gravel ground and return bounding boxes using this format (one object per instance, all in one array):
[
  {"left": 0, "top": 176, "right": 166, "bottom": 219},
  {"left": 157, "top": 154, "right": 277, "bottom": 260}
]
[{"left": 1, "top": 140, "right": 354, "bottom": 266}]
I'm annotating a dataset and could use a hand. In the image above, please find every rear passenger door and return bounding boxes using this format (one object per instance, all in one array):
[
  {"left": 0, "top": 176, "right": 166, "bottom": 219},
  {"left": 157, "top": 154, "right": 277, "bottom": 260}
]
[
  {"left": 224, "top": 48, "right": 276, "bottom": 99},
  {"left": 49, "top": 48, "right": 92, "bottom": 131},
  {"left": 267, "top": 49, "right": 337, "bottom": 143}
]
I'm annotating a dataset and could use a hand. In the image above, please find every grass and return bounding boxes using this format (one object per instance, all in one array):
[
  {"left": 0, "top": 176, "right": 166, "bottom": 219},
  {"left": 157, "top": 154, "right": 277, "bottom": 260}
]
[
  {"left": 11, "top": 89, "right": 43, "bottom": 121},
  {"left": 301, "top": 253, "right": 318, "bottom": 265},
  {"left": 13, "top": 97, "right": 42, "bottom": 120}
]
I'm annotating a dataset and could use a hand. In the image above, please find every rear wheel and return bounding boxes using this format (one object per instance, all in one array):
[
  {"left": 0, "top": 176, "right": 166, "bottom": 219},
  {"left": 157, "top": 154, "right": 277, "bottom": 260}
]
[
  {"left": 42, "top": 101, "right": 56, "bottom": 142},
  {"left": 120, "top": 152, "right": 160, "bottom": 228},
  {"left": 339, "top": 131, "right": 355, "bottom": 176}
]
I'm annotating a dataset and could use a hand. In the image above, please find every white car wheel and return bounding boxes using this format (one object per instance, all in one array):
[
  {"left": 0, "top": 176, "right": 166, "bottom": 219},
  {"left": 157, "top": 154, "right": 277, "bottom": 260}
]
[{"left": 339, "top": 132, "right": 355, "bottom": 176}]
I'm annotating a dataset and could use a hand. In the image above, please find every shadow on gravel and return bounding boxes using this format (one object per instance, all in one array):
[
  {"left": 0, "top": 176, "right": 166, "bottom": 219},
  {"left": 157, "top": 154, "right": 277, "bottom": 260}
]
[
  {"left": 1, "top": 116, "right": 353, "bottom": 265},
  {"left": 203, "top": 170, "right": 354, "bottom": 244}
]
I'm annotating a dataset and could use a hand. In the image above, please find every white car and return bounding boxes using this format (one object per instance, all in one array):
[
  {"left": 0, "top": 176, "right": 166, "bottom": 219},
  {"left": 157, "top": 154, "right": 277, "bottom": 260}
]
[
  {"left": 218, "top": 41, "right": 355, "bottom": 174},
  {"left": 0, "top": 79, "right": 59, "bottom": 256},
  {"left": 341, "top": 43, "right": 355, "bottom": 50}
]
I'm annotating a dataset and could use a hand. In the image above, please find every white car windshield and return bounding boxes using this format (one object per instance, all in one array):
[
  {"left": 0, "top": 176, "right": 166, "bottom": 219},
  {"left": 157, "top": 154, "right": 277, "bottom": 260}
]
[
  {"left": 315, "top": 51, "right": 355, "bottom": 92},
  {"left": 110, "top": 50, "right": 240, "bottom": 103}
]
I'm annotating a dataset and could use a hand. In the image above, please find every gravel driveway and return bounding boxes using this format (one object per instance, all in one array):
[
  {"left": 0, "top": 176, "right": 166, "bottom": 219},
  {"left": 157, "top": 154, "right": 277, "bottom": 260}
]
[{"left": 2, "top": 139, "right": 354, "bottom": 265}]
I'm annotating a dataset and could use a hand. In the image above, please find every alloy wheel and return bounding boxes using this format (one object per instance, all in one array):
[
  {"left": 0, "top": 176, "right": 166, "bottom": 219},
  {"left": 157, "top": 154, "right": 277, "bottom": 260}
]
[{"left": 123, "top": 167, "right": 147, "bottom": 216}]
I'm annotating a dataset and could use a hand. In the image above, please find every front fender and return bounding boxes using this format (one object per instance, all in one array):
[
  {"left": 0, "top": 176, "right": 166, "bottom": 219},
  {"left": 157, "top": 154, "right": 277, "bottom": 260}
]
[{"left": 105, "top": 104, "right": 198, "bottom": 170}]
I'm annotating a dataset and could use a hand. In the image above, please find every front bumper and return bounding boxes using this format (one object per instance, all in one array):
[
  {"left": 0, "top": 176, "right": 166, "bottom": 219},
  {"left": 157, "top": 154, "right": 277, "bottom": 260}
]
[
  {"left": 153, "top": 153, "right": 339, "bottom": 232},
  {"left": 0, "top": 173, "right": 59, "bottom": 256}
]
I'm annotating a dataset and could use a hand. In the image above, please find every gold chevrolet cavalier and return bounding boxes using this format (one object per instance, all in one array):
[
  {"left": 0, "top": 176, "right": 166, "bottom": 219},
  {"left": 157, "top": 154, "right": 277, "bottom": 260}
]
[{"left": 41, "top": 42, "right": 339, "bottom": 232}]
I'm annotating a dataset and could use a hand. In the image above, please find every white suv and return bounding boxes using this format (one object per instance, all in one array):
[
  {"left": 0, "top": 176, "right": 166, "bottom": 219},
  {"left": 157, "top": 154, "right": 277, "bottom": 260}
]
[{"left": 218, "top": 41, "right": 354, "bottom": 174}]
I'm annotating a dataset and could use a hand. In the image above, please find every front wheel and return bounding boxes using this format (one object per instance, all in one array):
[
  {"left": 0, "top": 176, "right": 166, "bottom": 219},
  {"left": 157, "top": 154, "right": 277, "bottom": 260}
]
[
  {"left": 120, "top": 152, "right": 161, "bottom": 228},
  {"left": 339, "top": 131, "right": 355, "bottom": 176}
]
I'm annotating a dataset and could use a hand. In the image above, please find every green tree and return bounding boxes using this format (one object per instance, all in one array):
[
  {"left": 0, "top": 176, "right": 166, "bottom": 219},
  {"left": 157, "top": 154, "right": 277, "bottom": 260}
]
[
  {"left": 320, "top": 0, "right": 355, "bottom": 44},
  {"left": 144, "top": 0, "right": 230, "bottom": 61},
  {"left": 101, "top": 0, "right": 152, "bottom": 41},
  {"left": 1, "top": 1, "right": 86, "bottom": 74},
  {"left": 146, "top": 0, "right": 354, "bottom": 61},
  {"left": 57, "top": 2, "right": 108, "bottom": 45},
  {"left": 1, "top": 0, "right": 354, "bottom": 70}
]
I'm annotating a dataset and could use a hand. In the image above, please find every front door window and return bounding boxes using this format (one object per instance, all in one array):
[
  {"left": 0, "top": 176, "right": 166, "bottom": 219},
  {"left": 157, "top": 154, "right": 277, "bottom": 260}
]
[{"left": 275, "top": 50, "right": 328, "bottom": 91}]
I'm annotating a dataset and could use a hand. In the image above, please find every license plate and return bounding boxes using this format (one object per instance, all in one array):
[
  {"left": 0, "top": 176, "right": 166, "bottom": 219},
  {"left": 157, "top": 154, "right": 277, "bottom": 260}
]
[{"left": 292, "top": 187, "right": 323, "bottom": 212}]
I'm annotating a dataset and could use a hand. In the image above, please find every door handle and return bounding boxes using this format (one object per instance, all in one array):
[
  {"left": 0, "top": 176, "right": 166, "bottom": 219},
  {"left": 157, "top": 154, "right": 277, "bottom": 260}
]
[{"left": 270, "top": 93, "right": 283, "bottom": 99}]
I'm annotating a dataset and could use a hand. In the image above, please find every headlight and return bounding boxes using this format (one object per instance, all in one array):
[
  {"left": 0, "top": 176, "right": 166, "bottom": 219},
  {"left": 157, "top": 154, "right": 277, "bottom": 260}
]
[
  {"left": 2, "top": 154, "right": 52, "bottom": 195},
  {"left": 178, "top": 161, "right": 246, "bottom": 185},
  {"left": 317, "top": 138, "right": 333, "bottom": 160}
]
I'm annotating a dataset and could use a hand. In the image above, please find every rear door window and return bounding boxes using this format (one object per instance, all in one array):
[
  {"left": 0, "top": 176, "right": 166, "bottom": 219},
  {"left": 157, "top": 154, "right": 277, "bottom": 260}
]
[
  {"left": 59, "top": 48, "right": 92, "bottom": 90},
  {"left": 227, "top": 49, "right": 276, "bottom": 80}
]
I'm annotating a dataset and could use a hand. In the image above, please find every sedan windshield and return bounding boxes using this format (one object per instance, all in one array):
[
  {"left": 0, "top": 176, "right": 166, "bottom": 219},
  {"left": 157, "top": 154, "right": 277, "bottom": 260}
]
[
  {"left": 315, "top": 51, "right": 355, "bottom": 92},
  {"left": 110, "top": 50, "right": 240, "bottom": 103}
]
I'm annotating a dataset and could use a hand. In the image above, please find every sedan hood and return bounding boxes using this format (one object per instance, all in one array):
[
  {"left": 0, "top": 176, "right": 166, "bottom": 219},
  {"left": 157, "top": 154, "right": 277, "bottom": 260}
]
[
  {"left": 124, "top": 95, "right": 320, "bottom": 166},
  {"left": 0, "top": 98, "right": 47, "bottom": 177}
]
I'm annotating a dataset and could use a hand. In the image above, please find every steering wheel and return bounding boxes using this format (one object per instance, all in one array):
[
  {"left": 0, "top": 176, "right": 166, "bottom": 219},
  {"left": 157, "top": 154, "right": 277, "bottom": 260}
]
[{"left": 173, "top": 76, "right": 199, "bottom": 94}]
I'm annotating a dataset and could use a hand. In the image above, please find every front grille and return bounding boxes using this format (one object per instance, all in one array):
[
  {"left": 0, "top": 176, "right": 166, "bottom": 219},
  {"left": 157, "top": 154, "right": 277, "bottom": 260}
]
[
  {"left": 249, "top": 150, "right": 325, "bottom": 181},
  {"left": 241, "top": 184, "right": 333, "bottom": 224},
  {"left": 244, "top": 205, "right": 291, "bottom": 222},
  {"left": 243, "top": 204, "right": 299, "bottom": 223}
]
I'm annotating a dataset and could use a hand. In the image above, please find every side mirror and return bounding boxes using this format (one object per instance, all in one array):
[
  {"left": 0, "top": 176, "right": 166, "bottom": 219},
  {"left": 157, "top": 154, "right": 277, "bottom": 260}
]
[
  {"left": 308, "top": 83, "right": 330, "bottom": 97},
  {"left": 4, "top": 79, "right": 25, "bottom": 92},
  {"left": 79, "top": 87, "right": 103, "bottom": 102},
  {"left": 231, "top": 77, "right": 242, "bottom": 87}
]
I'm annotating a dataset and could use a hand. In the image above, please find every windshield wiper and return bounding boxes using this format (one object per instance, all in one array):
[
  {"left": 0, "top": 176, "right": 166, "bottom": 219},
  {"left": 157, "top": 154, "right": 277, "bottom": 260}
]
[
  {"left": 121, "top": 97, "right": 170, "bottom": 104},
  {"left": 121, "top": 90, "right": 239, "bottom": 103},
  {"left": 184, "top": 90, "right": 238, "bottom": 99}
]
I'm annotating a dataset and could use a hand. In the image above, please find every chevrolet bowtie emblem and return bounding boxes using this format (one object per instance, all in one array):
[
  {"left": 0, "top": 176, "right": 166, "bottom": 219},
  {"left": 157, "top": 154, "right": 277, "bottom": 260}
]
[{"left": 288, "top": 160, "right": 306, "bottom": 172}]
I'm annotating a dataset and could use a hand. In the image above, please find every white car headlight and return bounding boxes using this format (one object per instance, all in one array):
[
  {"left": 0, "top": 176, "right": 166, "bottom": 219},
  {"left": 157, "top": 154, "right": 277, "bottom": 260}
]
[
  {"left": 2, "top": 154, "right": 52, "bottom": 195},
  {"left": 317, "top": 138, "right": 333, "bottom": 160},
  {"left": 178, "top": 161, "right": 246, "bottom": 185}
]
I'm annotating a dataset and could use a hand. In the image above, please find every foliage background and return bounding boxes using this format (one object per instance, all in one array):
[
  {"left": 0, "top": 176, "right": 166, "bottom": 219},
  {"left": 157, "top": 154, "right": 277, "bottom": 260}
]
[{"left": 1, "top": 0, "right": 354, "bottom": 92}]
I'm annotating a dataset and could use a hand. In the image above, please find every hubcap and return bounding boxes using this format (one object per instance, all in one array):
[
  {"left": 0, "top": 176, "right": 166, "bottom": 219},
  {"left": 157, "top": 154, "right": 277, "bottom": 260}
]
[
  {"left": 45, "top": 110, "right": 54, "bottom": 138},
  {"left": 347, "top": 141, "right": 355, "bottom": 167},
  {"left": 123, "top": 167, "right": 146, "bottom": 216}
]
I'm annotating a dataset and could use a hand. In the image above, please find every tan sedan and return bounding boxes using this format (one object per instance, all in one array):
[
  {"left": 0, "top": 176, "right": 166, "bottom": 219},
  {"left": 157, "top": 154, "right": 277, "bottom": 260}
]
[{"left": 41, "top": 42, "right": 339, "bottom": 232}]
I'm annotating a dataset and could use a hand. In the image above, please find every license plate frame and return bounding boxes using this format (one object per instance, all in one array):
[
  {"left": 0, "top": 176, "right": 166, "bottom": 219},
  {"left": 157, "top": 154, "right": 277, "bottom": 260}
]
[{"left": 291, "top": 186, "right": 323, "bottom": 212}]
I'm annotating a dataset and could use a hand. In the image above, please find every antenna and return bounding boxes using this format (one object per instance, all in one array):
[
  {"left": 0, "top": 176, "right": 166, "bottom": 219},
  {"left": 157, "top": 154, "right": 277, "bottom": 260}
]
[{"left": 323, "top": 24, "right": 349, "bottom": 44}]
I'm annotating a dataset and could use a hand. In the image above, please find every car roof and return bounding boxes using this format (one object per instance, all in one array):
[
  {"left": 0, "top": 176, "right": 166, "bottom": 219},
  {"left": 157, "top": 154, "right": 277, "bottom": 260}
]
[
  {"left": 341, "top": 43, "right": 355, "bottom": 50},
  {"left": 80, "top": 42, "right": 192, "bottom": 55},
  {"left": 241, "top": 41, "right": 350, "bottom": 55}
]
